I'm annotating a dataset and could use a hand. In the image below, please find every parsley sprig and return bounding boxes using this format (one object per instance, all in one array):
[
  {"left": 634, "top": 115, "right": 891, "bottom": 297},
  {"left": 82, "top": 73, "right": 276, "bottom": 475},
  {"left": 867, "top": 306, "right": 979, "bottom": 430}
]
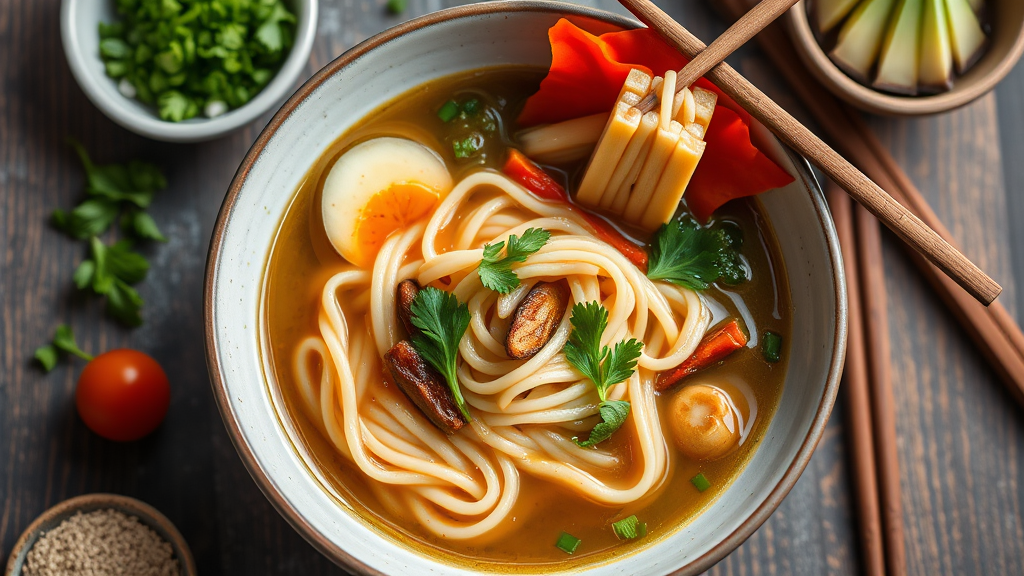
[
  {"left": 646, "top": 217, "right": 747, "bottom": 290},
  {"left": 34, "top": 325, "right": 94, "bottom": 372},
  {"left": 55, "top": 140, "right": 167, "bottom": 242},
  {"left": 53, "top": 141, "right": 166, "bottom": 326},
  {"left": 564, "top": 302, "right": 643, "bottom": 448},
  {"left": 409, "top": 287, "right": 473, "bottom": 421},
  {"left": 75, "top": 238, "right": 150, "bottom": 327},
  {"left": 478, "top": 227, "right": 550, "bottom": 294}
]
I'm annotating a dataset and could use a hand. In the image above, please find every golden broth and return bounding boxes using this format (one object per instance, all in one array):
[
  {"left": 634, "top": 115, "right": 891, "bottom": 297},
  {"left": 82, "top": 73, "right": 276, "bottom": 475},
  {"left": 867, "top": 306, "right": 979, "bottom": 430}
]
[{"left": 262, "top": 68, "right": 792, "bottom": 570}]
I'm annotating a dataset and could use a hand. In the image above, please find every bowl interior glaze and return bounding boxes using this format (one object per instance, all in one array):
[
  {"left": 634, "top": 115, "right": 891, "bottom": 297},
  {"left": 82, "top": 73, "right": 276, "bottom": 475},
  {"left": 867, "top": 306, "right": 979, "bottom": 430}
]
[{"left": 205, "top": 3, "right": 846, "bottom": 574}]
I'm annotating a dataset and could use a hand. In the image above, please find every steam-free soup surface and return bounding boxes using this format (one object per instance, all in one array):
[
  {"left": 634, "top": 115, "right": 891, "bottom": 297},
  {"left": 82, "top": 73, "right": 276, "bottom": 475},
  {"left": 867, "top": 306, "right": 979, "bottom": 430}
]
[{"left": 263, "top": 68, "right": 791, "bottom": 569}]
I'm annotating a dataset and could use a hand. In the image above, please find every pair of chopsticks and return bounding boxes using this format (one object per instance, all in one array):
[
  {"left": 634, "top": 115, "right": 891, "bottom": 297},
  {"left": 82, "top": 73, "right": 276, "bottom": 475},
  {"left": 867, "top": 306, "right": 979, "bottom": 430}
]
[
  {"left": 620, "top": 0, "right": 1001, "bottom": 306},
  {"left": 828, "top": 184, "right": 904, "bottom": 575}
]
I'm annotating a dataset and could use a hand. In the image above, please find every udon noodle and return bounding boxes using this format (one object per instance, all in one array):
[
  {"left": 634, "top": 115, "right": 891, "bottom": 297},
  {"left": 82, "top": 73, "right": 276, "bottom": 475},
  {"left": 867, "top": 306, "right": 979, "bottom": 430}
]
[{"left": 292, "top": 171, "right": 711, "bottom": 539}]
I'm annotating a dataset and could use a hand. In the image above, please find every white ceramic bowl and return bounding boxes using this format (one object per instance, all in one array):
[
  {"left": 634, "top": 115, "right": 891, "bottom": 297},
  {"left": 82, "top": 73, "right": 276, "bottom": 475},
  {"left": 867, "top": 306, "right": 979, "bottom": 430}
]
[
  {"left": 204, "top": 2, "right": 847, "bottom": 574},
  {"left": 60, "top": 0, "right": 318, "bottom": 142}
]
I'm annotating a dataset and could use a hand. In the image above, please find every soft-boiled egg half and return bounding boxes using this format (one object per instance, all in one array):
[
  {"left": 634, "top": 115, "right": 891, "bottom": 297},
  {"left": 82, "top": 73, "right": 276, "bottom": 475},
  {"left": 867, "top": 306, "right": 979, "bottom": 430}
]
[{"left": 322, "top": 137, "right": 452, "bottom": 267}]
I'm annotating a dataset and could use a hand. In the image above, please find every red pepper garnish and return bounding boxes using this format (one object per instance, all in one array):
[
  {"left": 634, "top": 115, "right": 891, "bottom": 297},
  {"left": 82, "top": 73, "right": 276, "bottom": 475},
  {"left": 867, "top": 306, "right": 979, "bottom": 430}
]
[
  {"left": 518, "top": 20, "right": 794, "bottom": 222},
  {"left": 656, "top": 319, "right": 748, "bottom": 392},
  {"left": 503, "top": 150, "right": 648, "bottom": 271}
]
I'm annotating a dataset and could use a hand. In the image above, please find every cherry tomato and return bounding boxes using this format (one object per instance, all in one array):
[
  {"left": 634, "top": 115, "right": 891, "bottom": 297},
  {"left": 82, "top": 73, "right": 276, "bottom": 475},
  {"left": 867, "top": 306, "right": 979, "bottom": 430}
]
[{"left": 75, "top": 349, "right": 170, "bottom": 442}]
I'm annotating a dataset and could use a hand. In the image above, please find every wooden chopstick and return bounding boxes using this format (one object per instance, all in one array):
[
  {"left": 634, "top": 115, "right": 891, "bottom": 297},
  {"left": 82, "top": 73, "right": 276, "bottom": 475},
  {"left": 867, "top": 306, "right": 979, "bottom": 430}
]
[
  {"left": 827, "top": 183, "right": 888, "bottom": 576},
  {"left": 616, "top": 0, "right": 1002, "bottom": 306},
  {"left": 855, "top": 203, "right": 906, "bottom": 576},
  {"left": 636, "top": 0, "right": 800, "bottom": 114},
  {"left": 710, "top": 0, "right": 1024, "bottom": 406}
]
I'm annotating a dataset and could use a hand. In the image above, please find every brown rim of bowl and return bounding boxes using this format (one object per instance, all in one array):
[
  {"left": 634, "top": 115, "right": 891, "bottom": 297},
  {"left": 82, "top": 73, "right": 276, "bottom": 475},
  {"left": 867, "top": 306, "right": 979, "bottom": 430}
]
[
  {"left": 202, "top": 2, "right": 847, "bottom": 574},
  {"left": 4, "top": 493, "right": 197, "bottom": 576},
  {"left": 785, "top": 0, "right": 1024, "bottom": 116}
]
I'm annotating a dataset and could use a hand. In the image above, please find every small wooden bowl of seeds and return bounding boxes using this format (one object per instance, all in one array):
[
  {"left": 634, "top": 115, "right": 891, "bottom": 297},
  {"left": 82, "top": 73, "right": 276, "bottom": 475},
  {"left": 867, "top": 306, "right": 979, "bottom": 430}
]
[{"left": 4, "top": 494, "right": 195, "bottom": 576}]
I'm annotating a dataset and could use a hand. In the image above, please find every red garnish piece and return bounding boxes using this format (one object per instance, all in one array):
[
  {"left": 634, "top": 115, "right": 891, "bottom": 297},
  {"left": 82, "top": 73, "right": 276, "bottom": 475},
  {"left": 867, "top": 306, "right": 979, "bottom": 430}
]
[
  {"left": 503, "top": 150, "right": 648, "bottom": 270},
  {"left": 656, "top": 319, "right": 748, "bottom": 392},
  {"left": 518, "top": 20, "right": 794, "bottom": 221}
]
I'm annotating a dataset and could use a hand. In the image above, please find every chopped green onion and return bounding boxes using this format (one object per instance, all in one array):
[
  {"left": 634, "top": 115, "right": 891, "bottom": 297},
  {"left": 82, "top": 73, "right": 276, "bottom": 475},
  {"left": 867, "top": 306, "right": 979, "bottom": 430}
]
[
  {"left": 555, "top": 531, "right": 581, "bottom": 554},
  {"left": 691, "top": 472, "right": 711, "bottom": 492},
  {"left": 611, "top": 515, "right": 647, "bottom": 540},
  {"left": 762, "top": 331, "right": 782, "bottom": 363},
  {"left": 462, "top": 98, "right": 480, "bottom": 115},
  {"left": 386, "top": 0, "right": 407, "bottom": 14},
  {"left": 437, "top": 100, "right": 459, "bottom": 122}
]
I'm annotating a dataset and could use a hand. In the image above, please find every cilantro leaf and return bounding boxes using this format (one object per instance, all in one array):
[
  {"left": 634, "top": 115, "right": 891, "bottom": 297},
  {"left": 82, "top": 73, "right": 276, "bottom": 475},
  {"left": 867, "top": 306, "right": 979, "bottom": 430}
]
[
  {"left": 34, "top": 325, "right": 94, "bottom": 371},
  {"left": 478, "top": 228, "right": 551, "bottom": 294},
  {"left": 564, "top": 301, "right": 643, "bottom": 448},
  {"left": 34, "top": 345, "right": 58, "bottom": 372},
  {"left": 77, "top": 237, "right": 149, "bottom": 326},
  {"left": 255, "top": 3, "right": 296, "bottom": 53},
  {"left": 409, "top": 287, "right": 472, "bottom": 421},
  {"left": 53, "top": 199, "right": 119, "bottom": 239},
  {"left": 122, "top": 210, "right": 167, "bottom": 242},
  {"left": 646, "top": 217, "right": 748, "bottom": 290},
  {"left": 158, "top": 90, "right": 197, "bottom": 122},
  {"left": 575, "top": 400, "right": 631, "bottom": 448}
]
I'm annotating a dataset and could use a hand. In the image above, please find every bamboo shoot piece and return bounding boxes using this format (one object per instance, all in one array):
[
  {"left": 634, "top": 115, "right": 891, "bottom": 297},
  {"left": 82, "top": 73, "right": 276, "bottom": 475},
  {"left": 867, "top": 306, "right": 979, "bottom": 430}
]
[
  {"left": 576, "top": 101, "right": 641, "bottom": 205},
  {"left": 920, "top": 0, "right": 954, "bottom": 92},
  {"left": 606, "top": 112, "right": 660, "bottom": 213},
  {"left": 602, "top": 111, "right": 660, "bottom": 210},
  {"left": 642, "top": 131, "right": 706, "bottom": 230},
  {"left": 574, "top": 70, "right": 650, "bottom": 205},
  {"left": 830, "top": 0, "right": 899, "bottom": 82},
  {"left": 874, "top": 0, "right": 923, "bottom": 94},
  {"left": 944, "top": 0, "right": 987, "bottom": 73},
  {"left": 817, "top": 0, "right": 862, "bottom": 33}
]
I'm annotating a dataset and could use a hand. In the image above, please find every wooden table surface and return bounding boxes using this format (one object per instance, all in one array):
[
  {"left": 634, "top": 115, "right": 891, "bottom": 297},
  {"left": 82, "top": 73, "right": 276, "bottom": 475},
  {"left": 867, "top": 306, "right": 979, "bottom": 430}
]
[{"left": 3, "top": 0, "right": 1024, "bottom": 574}]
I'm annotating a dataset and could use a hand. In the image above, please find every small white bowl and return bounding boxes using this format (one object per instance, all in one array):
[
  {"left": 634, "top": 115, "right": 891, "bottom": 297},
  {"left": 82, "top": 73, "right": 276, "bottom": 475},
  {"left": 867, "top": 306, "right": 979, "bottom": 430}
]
[
  {"left": 60, "top": 0, "right": 318, "bottom": 142},
  {"left": 205, "top": 2, "right": 846, "bottom": 574}
]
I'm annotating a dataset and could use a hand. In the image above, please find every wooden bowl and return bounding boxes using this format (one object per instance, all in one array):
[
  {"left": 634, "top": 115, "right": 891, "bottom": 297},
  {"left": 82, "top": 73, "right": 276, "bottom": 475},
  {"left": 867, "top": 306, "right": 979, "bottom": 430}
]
[
  {"left": 4, "top": 494, "right": 197, "bottom": 576},
  {"left": 785, "top": 0, "right": 1024, "bottom": 115}
]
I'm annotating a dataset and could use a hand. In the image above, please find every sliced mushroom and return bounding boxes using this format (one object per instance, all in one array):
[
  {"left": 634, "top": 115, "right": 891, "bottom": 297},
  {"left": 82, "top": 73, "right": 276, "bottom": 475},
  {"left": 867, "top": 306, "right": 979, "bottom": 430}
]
[
  {"left": 383, "top": 340, "right": 467, "bottom": 435},
  {"left": 396, "top": 279, "right": 420, "bottom": 336},
  {"left": 505, "top": 281, "right": 570, "bottom": 360}
]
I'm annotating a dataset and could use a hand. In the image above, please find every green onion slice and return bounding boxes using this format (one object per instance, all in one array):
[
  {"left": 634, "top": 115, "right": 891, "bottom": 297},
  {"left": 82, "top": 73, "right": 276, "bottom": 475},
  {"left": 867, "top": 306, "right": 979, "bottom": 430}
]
[
  {"left": 691, "top": 472, "right": 711, "bottom": 492},
  {"left": 762, "top": 331, "right": 782, "bottom": 363},
  {"left": 611, "top": 515, "right": 647, "bottom": 540},
  {"left": 437, "top": 100, "right": 459, "bottom": 122},
  {"left": 555, "top": 531, "right": 581, "bottom": 554}
]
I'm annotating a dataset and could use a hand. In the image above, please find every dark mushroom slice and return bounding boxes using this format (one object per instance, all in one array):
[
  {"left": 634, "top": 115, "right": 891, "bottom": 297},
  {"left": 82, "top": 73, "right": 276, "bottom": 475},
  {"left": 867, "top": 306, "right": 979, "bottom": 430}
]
[
  {"left": 505, "top": 281, "right": 571, "bottom": 360},
  {"left": 383, "top": 340, "right": 467, "bottom": 435},
  {"left": 396, "top": 279, "right": 420, "bottom": 336}
]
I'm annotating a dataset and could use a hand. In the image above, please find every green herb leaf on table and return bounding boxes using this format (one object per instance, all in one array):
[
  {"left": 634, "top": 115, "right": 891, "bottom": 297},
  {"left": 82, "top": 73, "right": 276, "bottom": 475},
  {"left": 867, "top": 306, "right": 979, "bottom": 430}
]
[
  {"left": 35, "top": 325, "right": 94, "bottom": 372},
  {"left": 611, "top": 515, "right": 647, "bottom": 540},
  {"left": 409, "top": 287, "right": 473, "bottom": 421},
  {"left": 646, "top": 217, "right": 748, "bottom": 290},
  {"left": 58, "top": 141, "right": 167, "bottom": 241},
  {"left": 478, "top": 228, "right": 551, "bottom": 294},
  {"left": 75, "top": 237, "right": 150, "bottom": 327},
  {"left": 564, "top": 301, "right": 643, "bottom": 447}
]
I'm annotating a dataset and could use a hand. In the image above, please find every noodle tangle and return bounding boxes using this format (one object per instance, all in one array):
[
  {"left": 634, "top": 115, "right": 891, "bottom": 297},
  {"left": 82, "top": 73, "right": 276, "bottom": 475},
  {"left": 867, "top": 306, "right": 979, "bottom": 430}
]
[{"left": 293, "top": 171, "right": 710, "bottom": 539}]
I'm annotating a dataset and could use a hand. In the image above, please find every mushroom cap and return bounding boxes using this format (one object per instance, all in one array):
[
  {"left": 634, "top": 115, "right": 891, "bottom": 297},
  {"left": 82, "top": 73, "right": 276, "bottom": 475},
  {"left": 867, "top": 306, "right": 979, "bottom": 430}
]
[{"left": 667, "top": 383, "right": 741, "bottom": 461}]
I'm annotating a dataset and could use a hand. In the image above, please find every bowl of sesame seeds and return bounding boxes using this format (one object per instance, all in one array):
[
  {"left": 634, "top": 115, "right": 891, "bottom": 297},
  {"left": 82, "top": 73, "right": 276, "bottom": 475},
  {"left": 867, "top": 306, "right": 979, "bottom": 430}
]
[{"left": 4, "top": 494, "right": 195, "bottom": 576}]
